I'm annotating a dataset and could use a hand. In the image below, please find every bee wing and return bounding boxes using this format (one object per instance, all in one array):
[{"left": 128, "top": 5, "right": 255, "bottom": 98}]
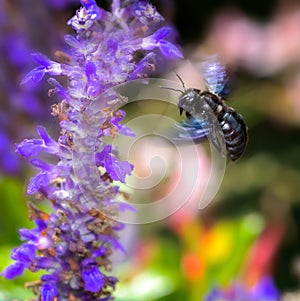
[
  {"left": 196, "top": 55, "right": 229, "bottom": 97},
  {"left": 170, "top": 117, "right": 210, "bottom": 144},
  {"left": 171, "top": 114, "right": 227, "bottom": 157}
]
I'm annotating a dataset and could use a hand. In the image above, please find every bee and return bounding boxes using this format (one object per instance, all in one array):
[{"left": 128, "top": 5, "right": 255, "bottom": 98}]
[{"left": 170, "top": 57, "right": 248, "bottom": 161}]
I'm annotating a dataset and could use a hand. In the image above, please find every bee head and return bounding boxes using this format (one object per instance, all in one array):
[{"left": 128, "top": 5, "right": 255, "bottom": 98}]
[{"left": 178, "top": 88, "right": 201, "bottom": 116}]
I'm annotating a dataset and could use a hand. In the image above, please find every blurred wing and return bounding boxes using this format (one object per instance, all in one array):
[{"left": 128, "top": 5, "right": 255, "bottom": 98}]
[
  {"left": 171, "top": 114, "right": 227, "bottom": 157},
  {"left": 197, "top": 55, "right": 229, "bottom": 96},
  {"left": 170, "top": 117, "right": 210, "bottom": 144}
]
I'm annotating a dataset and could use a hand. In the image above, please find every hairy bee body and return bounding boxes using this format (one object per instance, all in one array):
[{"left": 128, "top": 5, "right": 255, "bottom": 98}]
[{"left": 178, "top": 88, "right": 248, "bottom": 161}]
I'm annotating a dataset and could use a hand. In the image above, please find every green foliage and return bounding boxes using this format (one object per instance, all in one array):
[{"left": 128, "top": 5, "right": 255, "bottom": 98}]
[{"left": 0, "top": 178, "right": 31, "bottom": 244}]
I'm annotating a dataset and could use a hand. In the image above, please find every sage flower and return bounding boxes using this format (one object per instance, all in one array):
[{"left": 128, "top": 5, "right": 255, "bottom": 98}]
[{"left": 2, "top": 0, "right": 182, "bottom": 300}]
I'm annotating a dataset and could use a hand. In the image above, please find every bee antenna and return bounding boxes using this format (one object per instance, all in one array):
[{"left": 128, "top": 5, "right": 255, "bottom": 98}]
[
  {"left": 160, "top": 86, "right": 184, "bottom": 94},
  {"left": 159, "top": 72, "right": 187, "bottom": 94},
  {"left": 175, "top": 73, "right": 186, "bottom": 90}
]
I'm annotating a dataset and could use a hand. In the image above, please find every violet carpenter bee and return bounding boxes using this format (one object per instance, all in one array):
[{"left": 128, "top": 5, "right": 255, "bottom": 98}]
[{"left": 170, "top": 57, "right": 248, "bottom": 161}]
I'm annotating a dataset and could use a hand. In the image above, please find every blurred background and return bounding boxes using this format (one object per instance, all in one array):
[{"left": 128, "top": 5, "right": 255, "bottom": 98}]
[{"left": 1, "top": 0, "right": 300, "bottom": 300}]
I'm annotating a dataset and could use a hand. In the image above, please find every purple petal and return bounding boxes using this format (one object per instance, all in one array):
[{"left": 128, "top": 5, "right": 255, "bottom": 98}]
[
  {"left": 80, "top": 0, "right": 103, "bottom": 21},
  {"left": 27, "top": 172, "right": 48, "bottom": 195},
  {"left": 16, "top": 139, "right": 44, "bottom": 158},
  {"left": 111, "top": 201, "right": 137, "bottom": 212},
  {"left": 19, "top": 228, "right": 38, "bottom": 242},
  {"left": 111, "top": 110, "right": 126, "bottom": 122},
  {"left": 35, "top": 257, "right": 56, "bottom": 270},
  {"left": 40, "top": 282, "right": 58, "bottom": 301},
  {"left": 112, "top": 222, "right": 125, "bottom": 231},
  {"left": 105, "top": 157, "right": 134, "bottom": 182},
  {"left": 21, "top": 66, "right": 46, "bottom": 85},
  {"left": 41, "top": 274, "right": 58, "bottom": 282},
  {"left": 95, "top": 145, "right": 112, "bottom": 166},
  {"left": 64, "top": 34, "right": 82, "bottom": 48},
  {"left": 98, "top": 234, "right": 126, "bottom": 253},
  {"left": 30, "top": 159, "right": 52, "bottom": 171},
  {"left": 93, "top": 246, "right": 107, "bottom": 257},
  {"left": 107, "top": 38, "right": 118, "bottom": 54},
  {"left": 34, "top": 219, "right": 48, "bottom": 230},
  {"left": 152, "top": 27, "right": 172, "bottom": 42},
  {"left": 129, "top": 52, "right": 156, "bottom": 80},
  {"left": 159, "top": 40, "right": 183, "bottom": 59},
  {"left": 48, "top": 78, "right": 69, "bottom": 99},
  {"left": 82, "top": 264, "right": 105, "bottom": 293},
  {"left": 32, "top": 53, "right": 52, "bottom": 68},
  {"left": 85, "top": 61, "right": 97, "bottom": 79},
  {"left": 11, "top": 243, "right": 36, "bottom": 263},
  {"left": 87, "top": 78, "right": 102, "bottom": 97},
  {"left": 118, "top": 125, "right": 135, "bottom": 137},
  {"left": 1, "top": 262, "right": 25, "bottom": 279},
  {"left": 37, "top": 126, "right": 60, "bottom": 153},
  {"left": 37, "top": 126, "right": 53, "bottom": 145}
]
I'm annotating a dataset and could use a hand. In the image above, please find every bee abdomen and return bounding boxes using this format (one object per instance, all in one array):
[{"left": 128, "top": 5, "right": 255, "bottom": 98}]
[{"left": 220, "top": 109, "right": 248, "bottom": 161}]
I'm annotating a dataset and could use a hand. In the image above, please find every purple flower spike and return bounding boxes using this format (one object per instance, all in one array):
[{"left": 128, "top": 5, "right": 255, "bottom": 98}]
[{"left": 2, "top": 1, "right": 183, "bottom": 300}]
